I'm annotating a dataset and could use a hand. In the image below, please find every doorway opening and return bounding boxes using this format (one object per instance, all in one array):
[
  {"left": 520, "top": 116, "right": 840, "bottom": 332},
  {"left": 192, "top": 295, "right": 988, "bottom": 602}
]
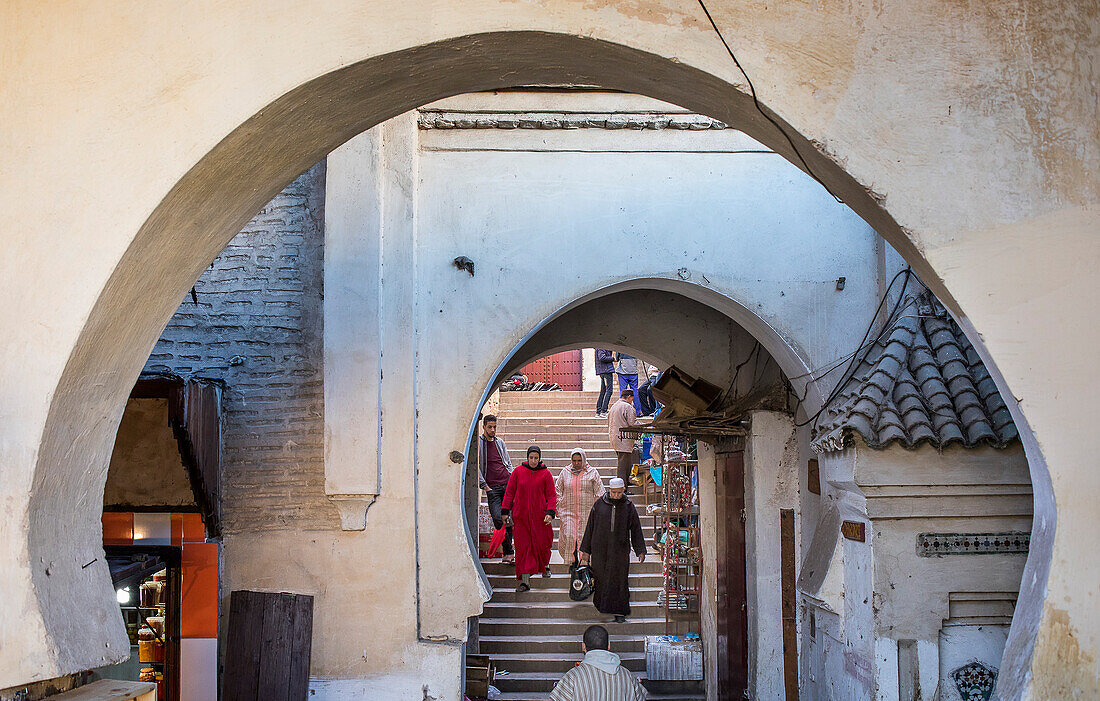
[
  {"left": 93, "top": 375, "right": 222, "bottom": 701},
  {"left": 461, "top": 263, "right": 801, "bottom": 698}
]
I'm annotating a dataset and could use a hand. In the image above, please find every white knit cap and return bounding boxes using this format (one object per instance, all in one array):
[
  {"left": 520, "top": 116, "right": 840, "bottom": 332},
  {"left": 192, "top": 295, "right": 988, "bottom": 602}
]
[{"left": 609, "top": 477, "right": 625, "bottom": 489}]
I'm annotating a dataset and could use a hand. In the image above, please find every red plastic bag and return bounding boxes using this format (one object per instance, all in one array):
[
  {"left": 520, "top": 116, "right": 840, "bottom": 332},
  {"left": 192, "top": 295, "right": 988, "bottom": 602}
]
[{"left": 486, "top": 526, "right": 507, "bottom": 558}]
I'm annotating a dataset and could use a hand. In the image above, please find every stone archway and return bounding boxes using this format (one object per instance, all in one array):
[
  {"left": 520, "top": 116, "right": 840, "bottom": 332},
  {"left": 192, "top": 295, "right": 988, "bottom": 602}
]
[
  {"left": 4, "top": 14, "right": 1093, "bottom": 696},
  {"left": 469, "top": 283, "right": 801, "bottom": 698}
]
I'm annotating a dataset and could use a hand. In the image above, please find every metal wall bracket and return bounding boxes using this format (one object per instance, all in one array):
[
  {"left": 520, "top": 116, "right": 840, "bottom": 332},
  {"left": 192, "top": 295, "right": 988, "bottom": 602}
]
[{"left": 329, "top": 494, "right": 379, "bottom": 531}]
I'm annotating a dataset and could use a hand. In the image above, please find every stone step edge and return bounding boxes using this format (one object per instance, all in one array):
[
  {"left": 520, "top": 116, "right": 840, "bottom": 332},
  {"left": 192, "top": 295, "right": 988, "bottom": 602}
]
[
  {"left": 489, "top": 651, "right": 645, "bottom": 661},
  {"left": 479, "top": 617, "right": 666, "bottom": 624},
  {"left": 478, "top": 634, "right": 642, "bottom": 643}
]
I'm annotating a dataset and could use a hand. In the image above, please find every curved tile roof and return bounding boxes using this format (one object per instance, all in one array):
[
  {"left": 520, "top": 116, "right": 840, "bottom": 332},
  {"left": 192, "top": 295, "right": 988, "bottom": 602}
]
[{"left": 812, "top": 288, "right": 1018, "bottom": 453}]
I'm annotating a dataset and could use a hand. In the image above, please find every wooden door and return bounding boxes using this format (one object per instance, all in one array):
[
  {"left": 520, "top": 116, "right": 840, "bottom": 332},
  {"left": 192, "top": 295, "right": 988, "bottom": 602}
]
[
  {"left": 223, "top": 590, "right": 314, "bottom": 701},
  {"left": 715, "top": 451, "right": 748, "bottom": 699},
  {"left": 518, "top": 350, "right": 583, "bottom": 390}
]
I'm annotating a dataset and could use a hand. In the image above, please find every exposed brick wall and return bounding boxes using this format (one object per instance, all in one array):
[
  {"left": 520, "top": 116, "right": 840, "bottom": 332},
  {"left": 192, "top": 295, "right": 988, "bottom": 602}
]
[{"left": 144, "top": 162, "right": 335, "bottom": 533}]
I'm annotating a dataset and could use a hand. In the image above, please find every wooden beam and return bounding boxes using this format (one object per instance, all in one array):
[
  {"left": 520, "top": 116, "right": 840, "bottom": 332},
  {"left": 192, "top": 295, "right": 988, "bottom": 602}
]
[{"left": 781, "top": 508, "right": 799, "bottom": 699}]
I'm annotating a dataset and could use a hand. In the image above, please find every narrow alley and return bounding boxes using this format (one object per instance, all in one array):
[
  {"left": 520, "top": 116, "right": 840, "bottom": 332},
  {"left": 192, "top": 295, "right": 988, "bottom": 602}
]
[{"left": 478, "top": 390, "right": 701, "bottom": 700}]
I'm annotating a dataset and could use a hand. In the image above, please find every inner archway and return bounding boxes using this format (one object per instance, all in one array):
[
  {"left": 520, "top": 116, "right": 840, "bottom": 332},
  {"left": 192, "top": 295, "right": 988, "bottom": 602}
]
[{"left": 467, "top": 283, "right": 801, "bottom": 699}]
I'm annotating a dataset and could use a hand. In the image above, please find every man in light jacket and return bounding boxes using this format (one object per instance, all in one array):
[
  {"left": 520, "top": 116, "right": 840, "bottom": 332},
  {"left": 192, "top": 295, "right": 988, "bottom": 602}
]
[
  {"left": 549, "top": 625, "right": 647, "bottom": 700},
  {"left": 608, "top": 390, "right": 640, "bottom": 492},
  {"left": 479, "top": 414, "right": 514, "bottom": 563}
]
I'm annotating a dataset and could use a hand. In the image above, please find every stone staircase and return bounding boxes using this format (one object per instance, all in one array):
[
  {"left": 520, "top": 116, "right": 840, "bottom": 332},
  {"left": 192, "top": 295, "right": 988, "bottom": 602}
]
[{"left": 479, "top": 390, "right": 702, "bottom": 700}]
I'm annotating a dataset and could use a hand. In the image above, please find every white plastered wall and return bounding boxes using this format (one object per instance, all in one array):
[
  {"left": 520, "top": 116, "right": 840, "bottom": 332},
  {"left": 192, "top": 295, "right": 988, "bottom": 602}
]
[
  {"left": 801, "top": 440, "right": 1033, "bottom": 701},
  {"left": 1, "top": 4, "right": 1096, "bottom": 696},
  {"left": 316, "top": 102, "right": 879, "bottom": 694},
  {"left": 858, "top": 442, "right": 1032, "bottom": 701}
]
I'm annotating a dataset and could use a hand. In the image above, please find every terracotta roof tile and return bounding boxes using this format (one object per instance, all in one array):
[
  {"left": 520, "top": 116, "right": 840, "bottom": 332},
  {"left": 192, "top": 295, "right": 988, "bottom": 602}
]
[{"left": 812, "top": 287, "right": 1019, "bottom": 452}]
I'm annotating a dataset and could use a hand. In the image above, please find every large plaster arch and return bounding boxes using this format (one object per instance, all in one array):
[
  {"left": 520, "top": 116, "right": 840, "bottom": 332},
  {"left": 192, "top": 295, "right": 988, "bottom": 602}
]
[{"left": 3, "top": 12, "right": 1094, "bottom": 695}]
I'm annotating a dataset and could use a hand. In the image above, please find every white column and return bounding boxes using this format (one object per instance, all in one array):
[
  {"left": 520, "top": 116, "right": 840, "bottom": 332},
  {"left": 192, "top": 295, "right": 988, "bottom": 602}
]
[
  {"left": 323, "top": 126, "right": 384, "bottom": 529},
  {"left": 745, "top": 410, "right": 799, "bottom": 699},
  {"left": 697, "top": 441, "right": 721, "bottom": 700}
]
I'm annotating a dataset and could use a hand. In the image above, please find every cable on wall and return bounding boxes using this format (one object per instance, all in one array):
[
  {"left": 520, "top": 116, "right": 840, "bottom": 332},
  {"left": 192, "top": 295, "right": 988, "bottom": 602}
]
[
  {"left": 793, "top": 267, "right": 914, "bottom": 428},
  {"left": 696, "top": 0, "right": 845, "bottom": 205}
]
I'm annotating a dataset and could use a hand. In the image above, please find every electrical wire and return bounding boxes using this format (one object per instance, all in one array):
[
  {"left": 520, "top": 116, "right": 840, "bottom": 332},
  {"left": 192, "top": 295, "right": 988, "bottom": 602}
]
[
  {"left": 801, "top": 269, "right": 913, "bottom": 425},
  {"left": 811, "top": 270, "right": 914, "bottom": 426},
  {"left": 793, "top": 267, "right": 913, "bottom": 428},
  {"left": 722, "top": 340, "right": 762, "bottom": 400},
  {"left": 696, "top": 0, "right": 844, "bottom": 205},
  {"left": 787, "top": 309, "right": 930, "bottom": 388},
  {"left": 789, "top": 310, "right": 921, "bottom": 420}
]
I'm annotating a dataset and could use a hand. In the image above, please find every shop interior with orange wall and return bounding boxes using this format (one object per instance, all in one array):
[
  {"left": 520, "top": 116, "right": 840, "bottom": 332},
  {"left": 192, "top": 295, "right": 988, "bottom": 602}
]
[{"left": 92, "top": 377, "right": 222, "bottom": 701}]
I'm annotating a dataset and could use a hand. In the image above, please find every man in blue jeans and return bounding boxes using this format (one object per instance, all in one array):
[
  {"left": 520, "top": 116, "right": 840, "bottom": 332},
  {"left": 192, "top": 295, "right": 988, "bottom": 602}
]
[
  {"left": 478, "top": 414, "right": 514, "bottom": 563},
  {"left": 615, "top": 353, "right": 641, "bottom": 415},
  {"left": 594, "top": 348, "right": 615, "bottom": 417},
  {"left": 637, "top": 369, "right": 662, "bottom": 417}
]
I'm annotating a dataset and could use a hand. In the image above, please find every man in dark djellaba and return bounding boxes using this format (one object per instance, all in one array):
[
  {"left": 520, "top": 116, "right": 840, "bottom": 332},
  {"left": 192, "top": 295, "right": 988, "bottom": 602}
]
[{"left": 579, "top": 477, "right": 646, "bottom": 623}]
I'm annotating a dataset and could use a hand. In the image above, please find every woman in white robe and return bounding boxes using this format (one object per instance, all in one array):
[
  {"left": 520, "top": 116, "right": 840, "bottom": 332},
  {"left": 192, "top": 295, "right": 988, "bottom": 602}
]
[{"left": 555, "top": 447, "right": 606, "bottom": 565}]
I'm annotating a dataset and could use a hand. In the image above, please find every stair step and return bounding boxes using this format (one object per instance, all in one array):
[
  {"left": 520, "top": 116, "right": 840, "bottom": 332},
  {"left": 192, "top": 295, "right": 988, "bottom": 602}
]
[
  {"left": 500, "top": 391, "right": 602, "bottom": 402},
  {"left": 486, "top": 585, "right": 664, "bottom": 604},
  {"left": 475, "top": 521, "right": 659, "bottom": 532},
  {"left": 484, "top": 572, "right": 660, "bottom": 581},
  {"left": 478, "top": 617, "right": 669, "bottom": 638},
  {"left": 482, "top": 573, "right": 663, "bottom": 586},
  {"left": 484, "top": 576, "right": 665, "bottom": 591},
  {"left": 498, "top": 446, "right": 618, "bottom": 456},
  {"left": 492, "top": 670, "right": 655, "bottom": 694},
  {"left": 495, "top": 694, "right": 703, "bottom": 701},
  {"left": 481, "top": 561, "right": 661, "bottom": 575},
  {"left": 498, "top": 422, "right": 609, "bottom": 430},
  {"left": 478, "top": 633, "right": 644, "bottom": 654},
  {"left": 498, "top": 423, "right": 608, "bottom": 430},
  {"left": 500, "top": 400, "right": 605, "bottom": 408},
  {"left": 491, "top": 673, "right": 702, "bottom": 698},
  {"left": 490, "top": 650, "right": 645, "bottom": 674},
  {"left": 485, "top": 600, "right": 663, "bottom": 620},
  {"left": 495, "top": 440, "right": 615, "bottom": 447}
]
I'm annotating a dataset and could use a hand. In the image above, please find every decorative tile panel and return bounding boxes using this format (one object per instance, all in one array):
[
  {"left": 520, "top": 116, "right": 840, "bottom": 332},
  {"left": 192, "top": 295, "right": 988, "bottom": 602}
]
[
  {"left": 952, "top": 661, "right": 997, "bottom": 701},
  {"left": 917, "top": 532, "right": 1029, "bottom": 557}
]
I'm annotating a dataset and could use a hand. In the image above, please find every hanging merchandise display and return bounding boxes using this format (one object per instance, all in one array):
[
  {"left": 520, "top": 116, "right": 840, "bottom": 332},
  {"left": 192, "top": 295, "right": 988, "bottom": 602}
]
[
  {"left": 125, "top": 566, "right": 173, "bottom": 692},
  {"left": 148, "top": 607, "right": 166, "bottom": 664},
  {"left": 140, "top": 579, "right": 159, "bottom": 608},
  {"left": 656, "top": 436, "right": 701, "bottom": 630}
]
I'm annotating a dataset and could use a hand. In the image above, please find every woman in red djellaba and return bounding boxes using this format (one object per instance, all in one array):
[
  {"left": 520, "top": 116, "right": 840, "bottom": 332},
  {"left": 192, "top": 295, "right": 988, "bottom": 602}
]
[{"left": 502, "top": 445, "right": 557, "bottom": 593}]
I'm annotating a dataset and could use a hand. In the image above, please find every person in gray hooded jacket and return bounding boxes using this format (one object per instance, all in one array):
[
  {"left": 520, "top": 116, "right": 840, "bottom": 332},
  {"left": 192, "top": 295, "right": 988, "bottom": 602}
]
[{"left": 549, "top": 625, "right": 647, "bottom": 700}]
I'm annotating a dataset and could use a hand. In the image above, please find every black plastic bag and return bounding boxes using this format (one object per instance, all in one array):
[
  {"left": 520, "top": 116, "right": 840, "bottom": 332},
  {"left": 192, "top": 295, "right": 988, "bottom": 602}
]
[{"left": 569, "top": 564, "right": 593, "bottom": 601}]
